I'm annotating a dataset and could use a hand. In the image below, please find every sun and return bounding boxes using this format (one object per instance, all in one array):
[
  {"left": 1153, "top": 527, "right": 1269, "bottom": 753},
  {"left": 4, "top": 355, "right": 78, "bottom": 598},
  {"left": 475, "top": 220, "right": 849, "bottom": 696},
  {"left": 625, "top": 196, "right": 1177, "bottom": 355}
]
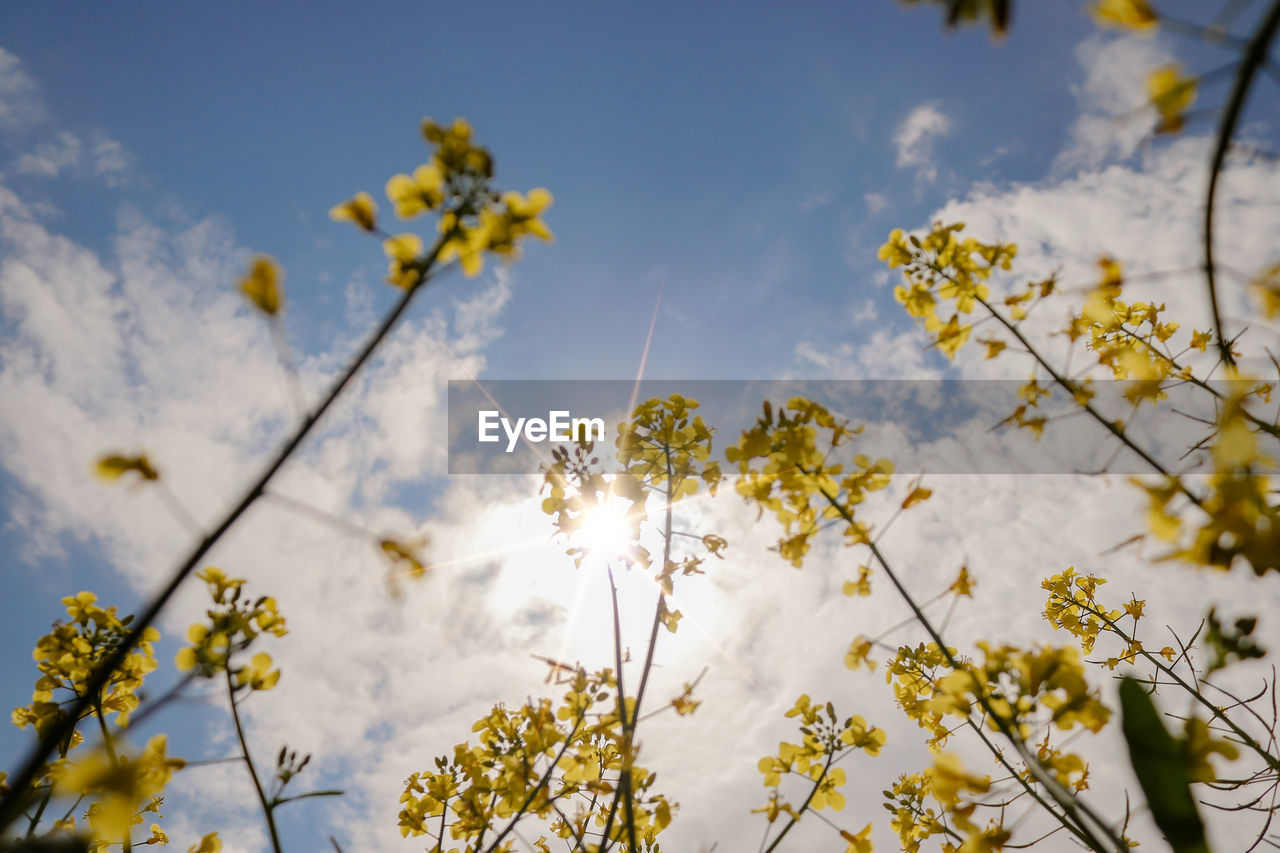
[{"left": 577, "top": 499, "right": 635, "bottom": 563}]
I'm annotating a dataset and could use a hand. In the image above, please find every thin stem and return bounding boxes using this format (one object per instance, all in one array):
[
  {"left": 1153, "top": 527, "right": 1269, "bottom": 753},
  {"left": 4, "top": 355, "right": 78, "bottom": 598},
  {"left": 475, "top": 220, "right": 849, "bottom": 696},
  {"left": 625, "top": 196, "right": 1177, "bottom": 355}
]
[
  {"left": 800, "top": 466, "right": 1125, "bottom": 852},
  {"left": 269, "top": 316, "right": 307, "bottom": 422},
  {"left": 1073, "top": 595, "right": 1280, "bottom": 771},
  {"left": 1204, "top": 0, "right": 1280, "bottom": 368},
  {"left": 760, "top": 750, "right": 836, "bottom": 853},
  {"left": 225, "top": 669, "right": 282, "bottom": 853},
  {"left": 606, "top": 565, "right": 639, "bottom": 853},
  {"left": 969, "top": 289, "right": 1205, "bottom": 510},
  {"left": 631, "top": 456, "right": 677, "bottom": 725},
  {"left": 0, "top": 232, "right": 452, "bottom": 832},
  {"left": 479, "top": 713, "right": 587, "bottom": 853}
]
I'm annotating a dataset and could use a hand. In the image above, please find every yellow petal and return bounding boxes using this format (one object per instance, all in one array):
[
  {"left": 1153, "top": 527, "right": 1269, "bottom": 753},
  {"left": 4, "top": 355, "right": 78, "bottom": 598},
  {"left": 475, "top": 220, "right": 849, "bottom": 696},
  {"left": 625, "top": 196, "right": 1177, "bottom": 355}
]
[
  {"left": 329, "top": 192, "right": 377, "bottom": 232},
  {"left": 238, "top": 255, "right": 283, "bottom": 315}
]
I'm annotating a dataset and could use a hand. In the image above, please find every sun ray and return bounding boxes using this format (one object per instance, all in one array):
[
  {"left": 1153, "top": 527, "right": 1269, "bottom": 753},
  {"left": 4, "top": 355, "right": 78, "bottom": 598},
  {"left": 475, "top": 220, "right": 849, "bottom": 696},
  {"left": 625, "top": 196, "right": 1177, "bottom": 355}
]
[{"left": 625, "top": 277, "right": 665, "bottom": 433}]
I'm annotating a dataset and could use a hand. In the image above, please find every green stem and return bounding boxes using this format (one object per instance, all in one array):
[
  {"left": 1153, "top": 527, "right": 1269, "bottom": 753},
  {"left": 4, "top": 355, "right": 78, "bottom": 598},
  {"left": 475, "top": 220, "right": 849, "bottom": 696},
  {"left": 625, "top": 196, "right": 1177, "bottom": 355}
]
[
  {"left": 605, "top": 566, "right": 639, "bottom": 853},
  {"left": 225, "top": 669, "right": 283, "bottom": 853},
  {"left": 801, "top": 467, "right": 1126, "bottom": 853},
  {"left": 760, "top": 750, "right": 836, "bottom": 853},
  {"left": 479, "top": 712, "right": 587, "bottom": 853},
  {"left": 1071, "top": 594, "right": 1280, "bottom": 772},
  {"left": 970, "top": 291, "right": 1202, "bottom": 509},
  {"left": 0, "top": 231, "right": 453, "bottom": 833},
  {"left": 1113, "top": 326, "right": 1280, "bottom": 439}
]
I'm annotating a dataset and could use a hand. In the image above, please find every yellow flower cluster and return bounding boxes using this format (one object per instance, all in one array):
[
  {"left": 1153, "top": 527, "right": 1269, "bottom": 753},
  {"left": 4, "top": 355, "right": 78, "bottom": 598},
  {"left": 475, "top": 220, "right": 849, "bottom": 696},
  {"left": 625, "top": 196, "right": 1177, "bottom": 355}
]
[
  {"left": 727, "top": 398, "right": 892, "bottom": 567},
  {"left": 399, "top": 667, "right": 675, "bottom": 851},
  {"left": 878, "top": 223, "right": 1017, "bottom": 359},
  {"left": 615, "top": 394, "right": 723, "bottom": 503},
  {"left": 329, "top": 117, "right": 553, "bottom": 287},
  {"left": 174, "top": 568, "right": 287, "bottom": 691},
  {"left": 55, "top": 734, "right": 184, "bottom": 847},
  {"left": 12, "top": 592, "right": 160, "bottom": 737},
  {"left": 884, "top": 754, "right": 1009, "bottom": 853},
  {"left": 1043, "top": 567, "right": 1180, "bottom": 672},
  {"left": 886, "top": 638, "right": 1110, "bottom": 750},
  {"left": 753, "top": 695, "right": 885, "bottom": 826},
  {"left": 1135, "top": 383, "right": 1280, "bottom": 575},
  {"left": 541, "top": 442, "right": 650, "bottom": 570},
  {"left": 1061, "top": 257, "right": 1197, "bottom": 407}
]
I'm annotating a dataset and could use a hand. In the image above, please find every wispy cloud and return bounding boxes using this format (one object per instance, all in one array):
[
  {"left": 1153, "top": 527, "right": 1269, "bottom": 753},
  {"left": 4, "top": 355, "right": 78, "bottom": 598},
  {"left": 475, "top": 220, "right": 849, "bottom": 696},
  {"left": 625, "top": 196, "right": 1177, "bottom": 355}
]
[
  {"left": 894, "top": 101, "right": 953, "bottom": 185},
  {"left": 13, "top": 129, "right": 130, "bottom": 183},
  {"left": 1056, "top": 34, "right": 1173, "bottom": 172},
  {"left": 0, "top": 47, "right": 44, "bottom": 130}
]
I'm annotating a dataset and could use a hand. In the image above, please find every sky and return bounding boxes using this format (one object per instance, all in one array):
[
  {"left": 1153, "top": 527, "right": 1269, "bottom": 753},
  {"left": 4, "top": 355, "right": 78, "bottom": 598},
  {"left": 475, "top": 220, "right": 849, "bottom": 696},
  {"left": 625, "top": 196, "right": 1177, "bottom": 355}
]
[{"left": 2, "top": 1, "right": 1280, "bottom": 851}]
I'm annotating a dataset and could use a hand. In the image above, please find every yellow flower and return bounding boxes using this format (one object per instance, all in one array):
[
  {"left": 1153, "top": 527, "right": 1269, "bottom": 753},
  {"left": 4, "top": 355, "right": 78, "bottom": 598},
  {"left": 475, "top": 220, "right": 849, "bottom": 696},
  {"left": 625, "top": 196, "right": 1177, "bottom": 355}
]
[
  {"left": 949, "top": 565, "right": 976, "bottom": 597},
  {"left": 234, "top": 651, "right": 281, "bottom": 691},
  {"left": 809, "top": 765, "right": 846, "bottom": 810},
  {"left": 894, "top": 282, "right": 935, "bottom": 319},
  {"left": 751, "top": 791, "right": 795, "bottom": 823},
  {"left": 57, "top": 735, "right": 185, "bottom": 840},
  {"left": 1183, "top": 717, "right": 1240, "bottom": 782},
  {"left": 925, "top": 313, "right": 971, "bottom": 358},
  {"left": 843, "top": 565, "right": 873, "bottom": 597},
  {"left": 386, "top": 164, "right": 444, "bottom": 219},
  {"left": 488, "top": 188, "right": 555, "bottom": 252},
  {"left": 926, "top": 752, "right": 989, "bottom": 808},
  {"left": 878, "top": 228, "right": 913, "bottom": 268},
  {"left": 238, "top": 255, "right": 283, "bottom": 316},
  {"left": 189, "top": 833, "right": 222, "bottom": 853},
  {"left": 841, "top": 823, "right": 874, "bottom": 853},
  {"left": 196, "top": 567, "right": 244, "bottom": 605},
  {"left": 421, "top": 117, "right": 492, "bottom": 175},
  {"left": 329, "top": 191, "right": 378, "bottom": 232},
  {"left": 1092, "top": 0, "right": 1158, "bottom": 30},
  {"left": 845, "top": 637, "right": 875, "bottom": 671},
  {"left": 1148, "top": 64, "right": 1197, "bottom": 134},
  {"left": 437, "top": 218, "right": 486, "bottom": 278},
  {"left": 96, "top": 454, "right": 159, "bottom": 482},
  {"left": 63, "top": 590, "right": 100, "bottom": 623},
  {"left": 1253, "top": 261, "right": 1280, "bottom": 318},
  {"left": 383, "top": 233, "right": 425, "bottom": 289}
]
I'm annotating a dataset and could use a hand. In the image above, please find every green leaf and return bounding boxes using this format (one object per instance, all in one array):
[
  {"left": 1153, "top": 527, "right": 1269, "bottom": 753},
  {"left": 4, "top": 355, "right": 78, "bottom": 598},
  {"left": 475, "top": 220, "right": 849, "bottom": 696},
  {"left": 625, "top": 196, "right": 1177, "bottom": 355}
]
[{"left": 1119, "top": 677, "right": 1210, "bottom": 853}]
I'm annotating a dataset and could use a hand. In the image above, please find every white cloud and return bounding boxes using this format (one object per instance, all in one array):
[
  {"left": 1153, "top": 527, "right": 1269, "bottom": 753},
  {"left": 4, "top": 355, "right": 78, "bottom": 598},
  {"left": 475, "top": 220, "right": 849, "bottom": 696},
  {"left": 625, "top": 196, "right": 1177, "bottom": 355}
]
[
  {"left": 90, "top": 132, "right": 129, "bottom": 181},
  {"left": 0, "top": 177, "right": 518, "bottom": 845},
  {"left": 0, "top": 47, "right": 129, "bottom": 184},
  {"left": 894, "top": 101, "right": 953, "bottom": 184},
  {"left": 934, "top": 137, "right": 1280, "bottom": 381},
  {"left": 794, "top": 327, "right": 944, "bottom": 379},
  {"left": 2, "top": 31, "right": 1279, "bottom": 853},
  {"left": 800, "top": 189, "right": 832, "bottom": 211},
  {"left": 13, "top": 129, "right": 82, "bottom": 177},
  {"left": 0, "top": 47, "right": 44, "bottom": 130},
  {"left": 850, "top": 297, "right": 878, "bottom": 325},
  {"left": 863, "top": 190, "right": 889, "bottom": 214},
  {"left": 13, "top": 129, "right": 129, "bottom": 182},
  {"left": 1056, "top": 34, "right": 1173, "bottom": 171}
]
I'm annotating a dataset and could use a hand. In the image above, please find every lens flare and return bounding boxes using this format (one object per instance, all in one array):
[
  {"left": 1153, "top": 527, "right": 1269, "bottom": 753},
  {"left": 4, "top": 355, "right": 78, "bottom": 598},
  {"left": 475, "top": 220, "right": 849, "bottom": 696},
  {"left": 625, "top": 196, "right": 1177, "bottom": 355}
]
[{"left": 578, "top": 499, "right": 634, "bottom": 563}]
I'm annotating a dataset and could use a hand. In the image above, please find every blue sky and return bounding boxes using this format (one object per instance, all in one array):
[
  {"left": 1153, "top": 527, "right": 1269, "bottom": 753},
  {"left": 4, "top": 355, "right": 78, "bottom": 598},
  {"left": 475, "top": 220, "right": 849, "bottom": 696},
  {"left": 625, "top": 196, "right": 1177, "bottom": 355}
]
[
  {"left": 3, "top": 2, "right": 1280, "bottom": 851},
  {"left": 0, "top": 1, "right": 1107, "bottom": 379}
]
